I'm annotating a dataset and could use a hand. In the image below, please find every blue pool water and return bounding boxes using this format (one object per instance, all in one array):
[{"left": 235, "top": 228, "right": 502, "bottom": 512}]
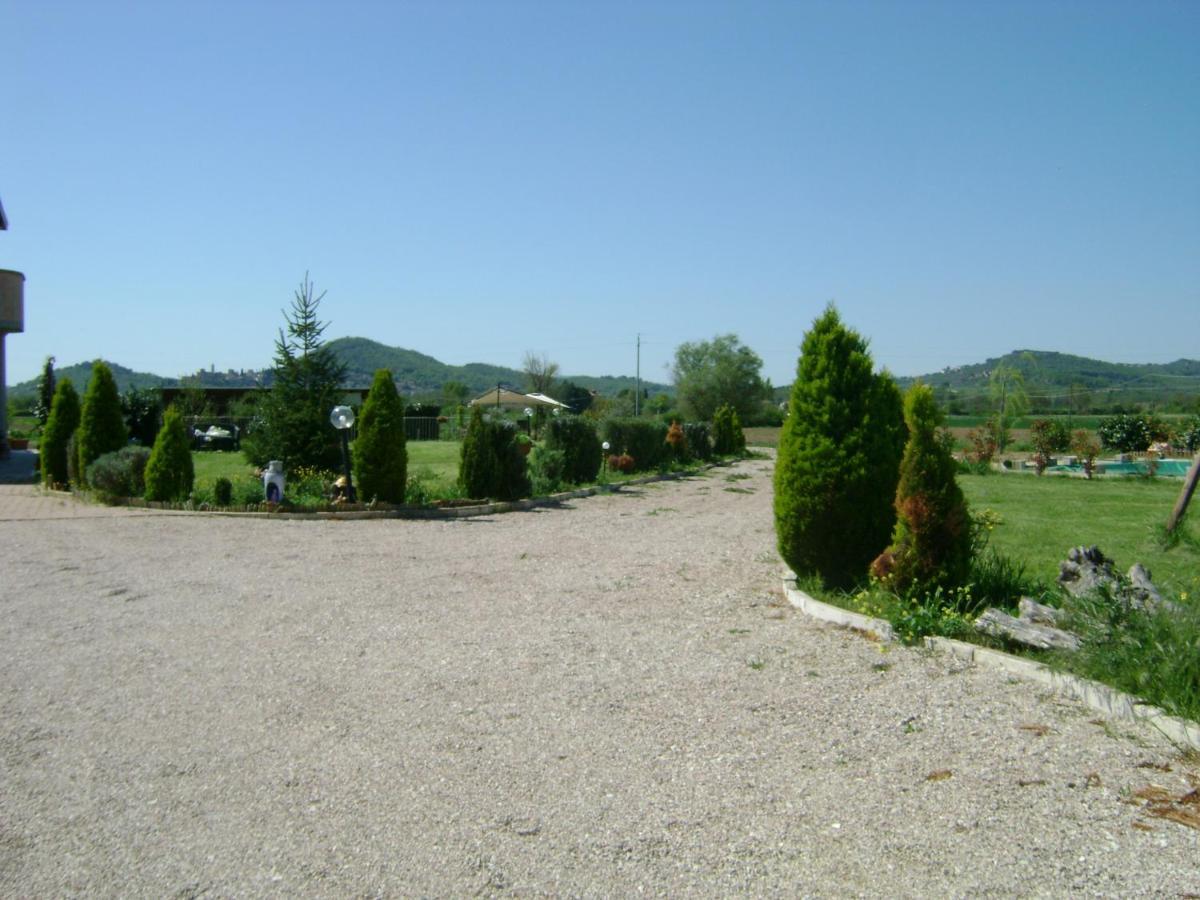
[{"left": 1046, "top": 459, "right": 1192, "bottom": 477}]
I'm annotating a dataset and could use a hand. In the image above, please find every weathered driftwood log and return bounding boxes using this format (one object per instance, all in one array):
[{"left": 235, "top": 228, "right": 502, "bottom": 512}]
[
  {"left": 975, "top": 608, "right": 1081, "bottom": 652},
  {"left": 1017, "top": 597, "right": 1066, "bottom": 627}
]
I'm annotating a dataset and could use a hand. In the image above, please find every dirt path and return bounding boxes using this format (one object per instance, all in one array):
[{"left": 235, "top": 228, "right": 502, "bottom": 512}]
[{"left": 1, "top": 455, "right": 1196, "bottom": 896}]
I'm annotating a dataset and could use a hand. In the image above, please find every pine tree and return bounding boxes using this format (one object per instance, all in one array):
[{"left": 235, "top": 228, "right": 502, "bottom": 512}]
[
  {"left": 243, "top": 274, "right": 347, "bottom": 471},
  {"left": 353, "top": 369, "right": 408, "bottom": 504},
  {"left": 33, "top": 356, "right": 55, "bottom": 427},
  {"left": 144, "top": 406, "right": 195, "bottom": 502},
  {"left": 76, "top": 361, "right": 128, "bottom": 481},
  {"left": 774, "top": 305, "right": 906, "bottom": 588},
  {"left": 872, "top": 383, "right": 971, "bottom": 592},
  {"left": 40, "top": 377, "right": 80, "bottom": 488}
]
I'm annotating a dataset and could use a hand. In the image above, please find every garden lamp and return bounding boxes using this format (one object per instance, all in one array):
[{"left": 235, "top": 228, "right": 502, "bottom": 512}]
[{"left": 330, "top": 404, "right": 357, "bottom": 502}]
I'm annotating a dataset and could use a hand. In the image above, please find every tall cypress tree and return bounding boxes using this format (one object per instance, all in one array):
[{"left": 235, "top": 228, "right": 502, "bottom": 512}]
[
  {"left": 243, "top": 274, "right": 347, "bottom": 471},
  {"left": 41, "top": 377, "right": 80, "bottom": 488},
  {"left": 353, "top": 369, "right": 408, "bottom": 504},
  {"left": 774, "top": 305, "right": 905, "bottom": 588},
  {"left": 34, "top": 356, "right": 56, "bottom": 427},
  {"left": 76, "top": 361, "right": 128, "bottom": 481}
]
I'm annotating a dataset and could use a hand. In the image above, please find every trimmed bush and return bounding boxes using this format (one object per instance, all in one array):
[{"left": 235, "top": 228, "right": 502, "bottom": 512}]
[
  {"left": 712, "top": 404, "right": 745, "bottom": 456},
  {"left": 601, "top": 419, "right": 668, "bottom": 472},
  {"left": 529, "top": 445, "right": 566, "bottom": 495},
  {"left": 774, "top": 305, "right": 906, "bottom": 589},
  {"left": 544, "top": 415, "right": 602, "bottom": 484},
  {"left": 353, "top": 369, "right": 408, "bottom": 504},
  {"left": 683, "top": 422, "right": 713, "bottom": 462},
  {"left": 458, "top": 407, "right": 530, "bottom": 500},
  {"left": 88, "top": 446, "right": 151, "bottom": 498},
  {"left": 214, "top": 477, "right": 233, "bottom": 506},
  {"left": 144, "top": 406, "right": 195, "bottom": 502},
  {"left": 40, "top": 378, "right": 81, "bottom": 488},
  {"left": 76, "top": 361, "right": 128, "bottom": 481},
  {"left": 872, "top": 383, "right": 971, "bottom": 593}
]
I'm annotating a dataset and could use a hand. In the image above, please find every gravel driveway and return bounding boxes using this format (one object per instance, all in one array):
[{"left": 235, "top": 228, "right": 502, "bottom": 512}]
[{"left": 2, "top": 454, "right": 1197, "bottom": 896}]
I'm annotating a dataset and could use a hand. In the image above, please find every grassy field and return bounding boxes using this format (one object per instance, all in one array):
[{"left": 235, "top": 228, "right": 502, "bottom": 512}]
[
  {"left": 959, "top": 472, "right": 1198, "bottom": 600},
  {"left": 744, "top": 427, "right": 781, "bottom": 447},
  {"left": 191, "top": 441, "right": 464, "bottom": 496}
]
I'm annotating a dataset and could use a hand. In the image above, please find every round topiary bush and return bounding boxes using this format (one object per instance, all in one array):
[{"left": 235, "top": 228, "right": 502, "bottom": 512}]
[{"left": 88, "top": 446, "right": 152, "bottom": 499}]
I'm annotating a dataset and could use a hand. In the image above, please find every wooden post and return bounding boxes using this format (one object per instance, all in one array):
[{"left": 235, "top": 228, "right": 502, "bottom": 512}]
[{"left": 1166, "top": 453, "right": 1200, "bottom": 535}]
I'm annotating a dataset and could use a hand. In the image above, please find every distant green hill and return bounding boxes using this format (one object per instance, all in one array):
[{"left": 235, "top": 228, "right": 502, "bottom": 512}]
[
  {"left": 325, "top": 337, "right": 671, "bottom": 398},
  {"left": 895, "top": 350, "right": 1200, "bottom": 413},
  {"left": 8, "top": 359, "right": 172, "bottom": 398},
  {"left": 8, "top": 338, "right": 672, "bottom": 401}
]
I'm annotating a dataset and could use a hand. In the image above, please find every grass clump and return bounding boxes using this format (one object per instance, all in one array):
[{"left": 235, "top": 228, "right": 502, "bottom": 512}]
[{"left": 1062, "top": 586, "right": 1200, "bottom": 723}]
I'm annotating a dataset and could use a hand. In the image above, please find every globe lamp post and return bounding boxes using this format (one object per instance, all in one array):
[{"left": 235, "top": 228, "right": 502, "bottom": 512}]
[{"left": 330, "top": 405, "right": 357, "bottom": 503}]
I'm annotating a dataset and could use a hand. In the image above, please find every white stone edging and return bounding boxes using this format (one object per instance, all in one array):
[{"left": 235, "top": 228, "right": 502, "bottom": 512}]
[
  {"left": 924, "top": 637, "right": 1200, "bottom": 753},
  {"left": 782, "top": 573, "right": 1200, "bottom": 753},
  {"left": 781, "top": 577, "right": 895, "bottom": 642}
]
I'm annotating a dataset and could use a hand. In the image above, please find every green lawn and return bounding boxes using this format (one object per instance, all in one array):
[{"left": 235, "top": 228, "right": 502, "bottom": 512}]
[
  {"left": 959, "top": 472, "right": 1199, "bottom": 600},
  {"left": 191, "top": 441, "right": 464, "bottom": 495}
]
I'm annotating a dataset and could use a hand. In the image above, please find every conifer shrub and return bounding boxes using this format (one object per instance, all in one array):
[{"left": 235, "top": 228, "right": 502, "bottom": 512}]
[
  {"left": 529, "top": 445, "right": 566, "bottom": 495},
  {"left": 41, "top": 377, "right": 82, "bottom": 488},
  {"left": 144, "top": 406, "right": 195, "bottom": 502},
  {"left": 353, "top": 369, "right": 408, "bottom": 504},
  {"left": 76, "top": 361, "right": 128, "bottom": 482},
  {"left": 66, "top": 432, "right": 82, "bottom": 489},
  {"left": 458, "top": 407, "right": 530, "bottom": 500},
  {"left": 774, "top": 306, "right": 906, "bottom": 588},
  {"left": 213, "top": 477, "right": 234, "bottom": 506},
  {"left": 871, "top": 384, "right": 971, "bottom": 593},
  {"left": 665, "top": 420, "right": 687, "bottom": 461},
  {"left": 682, "top": 422, "right": 713, "bottom": 461},
  {"left": 601, "top": 419, "right": 668, "bottom": 471},
  {"left": 544, "top": 415, "right": 601, "bottom": 484},
  {"left": 88, "top": 446, "right": 151, "bottom": 499},
  {"left": 711, "top": 405, "right": 745, "bottom": 456}
]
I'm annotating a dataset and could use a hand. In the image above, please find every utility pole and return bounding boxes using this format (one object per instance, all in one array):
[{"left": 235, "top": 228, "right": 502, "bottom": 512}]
[{"left": 635, "top": 333, "right": 641, "bottom": 417}]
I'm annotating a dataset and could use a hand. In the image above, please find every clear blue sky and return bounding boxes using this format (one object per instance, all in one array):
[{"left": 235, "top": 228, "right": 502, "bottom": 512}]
[{"left": 3, "top": 0, "right": 1197, "bottom": 389}]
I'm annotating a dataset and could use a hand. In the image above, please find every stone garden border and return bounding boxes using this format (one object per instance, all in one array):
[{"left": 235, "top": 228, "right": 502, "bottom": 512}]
[{"left": 782, "top": 573, "right": 1200, "bottom": 753}]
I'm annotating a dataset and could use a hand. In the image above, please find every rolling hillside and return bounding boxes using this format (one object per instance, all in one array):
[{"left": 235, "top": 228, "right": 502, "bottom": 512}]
[
  {"left": 7, "top": 338, "right": 673, "bottom": 400},
  {"left": 894, "top": 350, "right": 1200, "bottom": 412}
]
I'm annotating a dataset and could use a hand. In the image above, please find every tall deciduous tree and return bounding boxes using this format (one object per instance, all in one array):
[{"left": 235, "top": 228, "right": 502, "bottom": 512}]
[
  {"left": 988, "top": 362, "right": 1029, "bottom": 454},
  {"left": 353, "top": 369, "right": 408, "bottom": 504},
  {"left": 522, "top": 352, "right": 560, "bottom": 396},
  {"left": 243, "top": 274, "right": 347, "bottom": 471},
  {"left": 774, "top": 306, "right": 905, "bottom": 588},
  {"left": 671, "top": 334, "right": 766, "bottom": 422}
]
